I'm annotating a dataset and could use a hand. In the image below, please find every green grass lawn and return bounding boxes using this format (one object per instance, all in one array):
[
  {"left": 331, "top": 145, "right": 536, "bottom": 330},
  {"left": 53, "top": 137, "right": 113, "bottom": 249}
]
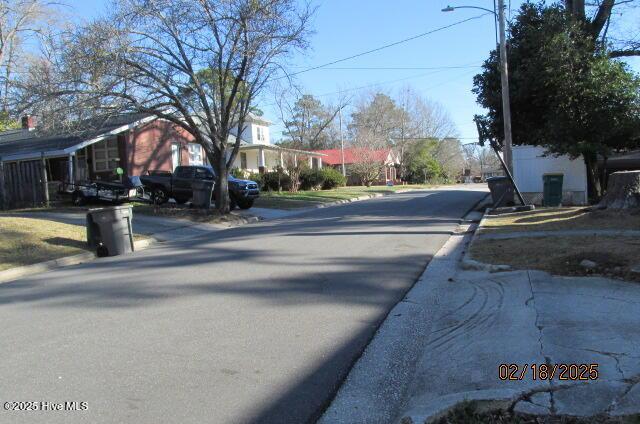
[{"left": 254, "top": 184, "right": 439, "bottom": 209}]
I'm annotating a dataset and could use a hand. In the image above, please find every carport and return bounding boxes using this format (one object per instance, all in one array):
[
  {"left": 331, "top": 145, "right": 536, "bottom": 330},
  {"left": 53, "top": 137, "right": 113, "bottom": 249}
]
[{"left": 0, "top": 114, "right": 155, "bottom": 209}]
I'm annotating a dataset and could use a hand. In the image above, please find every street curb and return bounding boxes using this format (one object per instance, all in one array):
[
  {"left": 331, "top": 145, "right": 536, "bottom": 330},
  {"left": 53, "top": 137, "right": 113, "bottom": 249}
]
[
  {"left": 227, "top": 214, "right": 262, "bottom": 226},
  {"left": 318, "top": 218, "right": 478, "bottom": 424},
  {"left": 0, "top": 211, "right": 264, "bottom": 285},
  {"left": 284, "top": 187, "right": 441, "bottom": 212},
  {"left": 0, "top": 237, "right": 160, "bottom": 285},
  {"left": 460, "top": 206, "right": 513, "bottom": 273}
]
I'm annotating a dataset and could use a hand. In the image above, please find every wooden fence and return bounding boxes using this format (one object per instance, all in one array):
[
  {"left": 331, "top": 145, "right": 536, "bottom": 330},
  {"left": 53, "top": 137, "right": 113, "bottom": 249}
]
[{"left": 0, "top": 157, "right": 49, "bottom": 210}]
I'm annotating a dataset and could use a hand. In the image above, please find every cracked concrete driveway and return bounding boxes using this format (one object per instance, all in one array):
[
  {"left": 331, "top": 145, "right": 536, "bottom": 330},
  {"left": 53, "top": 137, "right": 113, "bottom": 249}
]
[{"left": 400, "top": 268, "right": 640, "bottom": 422}]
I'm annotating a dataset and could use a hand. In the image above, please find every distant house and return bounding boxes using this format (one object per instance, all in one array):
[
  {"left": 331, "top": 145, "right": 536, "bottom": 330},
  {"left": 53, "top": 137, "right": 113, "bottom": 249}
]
[
  {"left": 512, "top": 145, "right": 588, "bottom": 205},
  {"left": 0, "top": 112, "right": 323, "bottom": 208},
  {"left": 481, "top": 168, "right": 504, "bottom": 181},
  {"left": 312, "top": 148, "right": 400, "bottom": 185}
]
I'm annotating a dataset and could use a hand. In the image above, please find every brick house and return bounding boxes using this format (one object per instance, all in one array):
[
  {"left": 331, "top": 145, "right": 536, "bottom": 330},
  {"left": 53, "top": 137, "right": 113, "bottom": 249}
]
[{"left": 0, "top": 112, "right": 324, "bottom": 186}]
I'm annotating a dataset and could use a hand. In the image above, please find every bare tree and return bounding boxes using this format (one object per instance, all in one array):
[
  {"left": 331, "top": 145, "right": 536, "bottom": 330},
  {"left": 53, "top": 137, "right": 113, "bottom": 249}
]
[
  {"left": 349, "top": 129, "right": 387, "bottom": 187},
  {"left": 0, "top": 0, "right": 59, "bottom": 118},
  {"left": 564, "top": 0, "right": 640, "bottom": 57},
  {"left": 349, "top": 91, "right": 403, "bottom": 143},
  {"left": 396, "top": 86, "right": 458, "bottom": 180},
  {"left": 432, "top": 138, "right": 465, "bottom": 180},
  {"left": 26, "top": 0, "right": 311, "bottom": 213},
  {"left": 462, "top": 143, "right": 501, "bottom": 178}
]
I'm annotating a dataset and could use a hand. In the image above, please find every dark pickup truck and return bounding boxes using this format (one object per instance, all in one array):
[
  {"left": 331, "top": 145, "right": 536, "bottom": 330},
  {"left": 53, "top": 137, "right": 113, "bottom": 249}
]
[{"left": 140, "top": 165, "right": 260, "bottom": 209}]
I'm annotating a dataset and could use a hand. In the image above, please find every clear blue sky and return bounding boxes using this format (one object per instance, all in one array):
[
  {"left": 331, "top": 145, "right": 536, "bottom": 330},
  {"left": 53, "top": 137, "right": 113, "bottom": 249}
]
[{"left": 66, "top": 0, "right": 640, "bottom": 142}]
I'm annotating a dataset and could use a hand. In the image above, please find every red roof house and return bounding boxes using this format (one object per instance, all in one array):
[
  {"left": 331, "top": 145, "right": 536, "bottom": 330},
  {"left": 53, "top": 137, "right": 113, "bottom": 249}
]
[{"left": 312, "top": 148, "right": 400, "bottom": 185}]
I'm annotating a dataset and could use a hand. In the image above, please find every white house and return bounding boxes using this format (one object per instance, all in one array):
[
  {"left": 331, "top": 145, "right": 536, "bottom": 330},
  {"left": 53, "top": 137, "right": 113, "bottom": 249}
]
[
  {"left": 227, "top": 113, "right": 324, "bottom": 174},
  {"left": 513, "top": 145, "right": 588, "bottom": 205}
]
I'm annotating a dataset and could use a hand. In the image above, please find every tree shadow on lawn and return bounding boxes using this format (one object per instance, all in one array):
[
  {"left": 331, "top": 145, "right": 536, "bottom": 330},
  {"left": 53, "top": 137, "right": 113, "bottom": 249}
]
[{"left": 43, "top": 237, "right": 88, "bottom": 250}]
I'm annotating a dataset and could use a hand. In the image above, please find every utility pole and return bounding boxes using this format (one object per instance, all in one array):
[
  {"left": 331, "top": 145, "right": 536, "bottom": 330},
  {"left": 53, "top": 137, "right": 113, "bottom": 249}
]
[
  {"left": 338, "top": 105, "right": 346, "bottom": 177},
  {"left": 497, "top": 0, "right": 513, "bottom": 173}
]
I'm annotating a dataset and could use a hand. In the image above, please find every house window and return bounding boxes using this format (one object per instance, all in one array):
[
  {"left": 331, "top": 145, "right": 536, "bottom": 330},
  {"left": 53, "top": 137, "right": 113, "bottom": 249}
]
[
  {"left": 256, "top": 126, "right": 265, "bottom": 142},
  {"left": 188, "top": 143, "right": 203, "bottom": 166},
  {"left": 240, "top": 152, "right": 247, "bottom": 169},
  {"left": 93, "top": 138, "right": 120, "bottom": 172},
  {"left": 171, "top": 143, "right": 181, "bottom": 171}
]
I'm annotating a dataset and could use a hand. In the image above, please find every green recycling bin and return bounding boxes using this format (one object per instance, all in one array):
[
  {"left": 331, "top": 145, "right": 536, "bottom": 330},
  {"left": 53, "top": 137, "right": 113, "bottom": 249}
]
[{"left": 543, "top": 174, "right": 564, "bottom": 207}]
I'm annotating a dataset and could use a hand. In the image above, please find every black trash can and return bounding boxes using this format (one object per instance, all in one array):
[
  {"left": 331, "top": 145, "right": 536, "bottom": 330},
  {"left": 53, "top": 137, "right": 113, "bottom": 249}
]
[
  {"left": 192, "top": 179, "right": 214, "bottom": 209},
  {"left": 486, "top": 176, "right": 515, "bottom": 207},
  {"left": 86, "top": 205, "right": 134, "bottom": 257}
]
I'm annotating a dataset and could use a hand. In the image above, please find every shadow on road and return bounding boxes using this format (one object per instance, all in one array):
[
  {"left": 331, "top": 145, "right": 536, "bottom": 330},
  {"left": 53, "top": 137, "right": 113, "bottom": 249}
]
[{"left": 0, "top": 189, "right": 486, "bottom": 423}]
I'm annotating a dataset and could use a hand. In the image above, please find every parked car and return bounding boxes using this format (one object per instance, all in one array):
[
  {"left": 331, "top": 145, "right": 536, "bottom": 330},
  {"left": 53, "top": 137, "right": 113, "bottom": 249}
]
[{"left": 140, "top": 166, "right": 260, "bottom": 209}]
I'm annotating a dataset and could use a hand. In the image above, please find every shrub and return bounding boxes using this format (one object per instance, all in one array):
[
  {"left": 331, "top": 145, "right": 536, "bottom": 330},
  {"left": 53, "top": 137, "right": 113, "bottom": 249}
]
[
  {"left": 230, "top": 168, "right": 248, "bottom": 179},
  {"left": 247, "top": 172, "right": 263, "bottom": 188},
  {"left": 320, "top": 167, "right": 346, "bottom": 189},
  {"left": 299, "top": 169, "right": 324, "bottom": 190},
  {"left": 261, "top": 171, "right": 291, "bottom": 191}
]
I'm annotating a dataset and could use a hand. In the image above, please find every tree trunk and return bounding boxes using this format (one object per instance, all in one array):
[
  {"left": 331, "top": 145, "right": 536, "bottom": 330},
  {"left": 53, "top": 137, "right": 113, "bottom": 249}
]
[
  {"left": 583, "top": 153, "right": 602, "bottom": 203},
  {"left": 214, "top": 151, "right": 230, "bottom": 214},
  {"left": 597, "top": 171, "right": 640, "bottom": 210}
]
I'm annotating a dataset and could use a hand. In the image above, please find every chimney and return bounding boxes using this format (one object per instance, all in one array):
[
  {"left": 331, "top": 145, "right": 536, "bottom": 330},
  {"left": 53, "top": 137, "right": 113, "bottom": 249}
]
[{"left": 21, "top": 115, "right": 35, "bottom": 130}]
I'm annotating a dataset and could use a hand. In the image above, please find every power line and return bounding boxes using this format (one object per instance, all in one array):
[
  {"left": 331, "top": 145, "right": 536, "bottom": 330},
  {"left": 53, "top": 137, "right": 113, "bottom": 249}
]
[
  {"left": 274, "top": 13, "right": 492, "bottom": 80},
  {"left": 295, "top": 65, "right": 482, "bottom": 71},
  {"left": 259, "top": 65, "right": 480, "bottom": 110},
  {"left": 315, "top": 67, "right": 479, "bottom": 99}
]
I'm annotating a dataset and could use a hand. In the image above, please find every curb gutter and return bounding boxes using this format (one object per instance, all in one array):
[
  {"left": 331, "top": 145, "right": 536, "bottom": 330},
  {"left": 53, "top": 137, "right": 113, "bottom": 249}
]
[
  {"left": 0, "top": 213, "right": 262, "bottom": 285},
  {"left": 460, "top": 205, "right": 513, "bottom": 273},
  {"left": 0, "top": 237, "right": 159, "bottom": 285}
]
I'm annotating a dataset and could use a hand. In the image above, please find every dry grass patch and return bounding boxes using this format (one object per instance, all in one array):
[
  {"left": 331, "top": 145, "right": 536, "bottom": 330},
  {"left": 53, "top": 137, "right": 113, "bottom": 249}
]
[
  {"left": 481, "top": 207, "right": 640, "bottom": 234},
  {"left": 133, "top": 203, "right": 249, "bottom": 224},
  {"left": 471, "top": 235, "right": 640, "bottom": 281},
  {"left": 0, "top": 217, "right": 89, "bottom": 271}
]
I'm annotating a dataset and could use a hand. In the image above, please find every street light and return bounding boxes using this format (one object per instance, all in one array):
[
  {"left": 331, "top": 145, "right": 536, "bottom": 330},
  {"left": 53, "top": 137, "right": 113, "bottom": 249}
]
[{"left": 442, "top": 1, "right": 514, "bottom": 174}]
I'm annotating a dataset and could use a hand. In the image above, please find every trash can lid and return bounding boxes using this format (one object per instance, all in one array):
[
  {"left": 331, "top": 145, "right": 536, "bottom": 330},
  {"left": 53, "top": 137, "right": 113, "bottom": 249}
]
[
  {"left": 88, "top": 204, "right": 133, "bottom": 212},
  {"left": 486, "top": 176, "right": 508, "bottom": 182}
]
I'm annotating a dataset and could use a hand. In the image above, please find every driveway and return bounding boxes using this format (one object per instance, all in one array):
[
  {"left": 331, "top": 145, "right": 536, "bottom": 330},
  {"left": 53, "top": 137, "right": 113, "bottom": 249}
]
[{"left": 0, "top": 186, "right": 486, "bottom": 424}]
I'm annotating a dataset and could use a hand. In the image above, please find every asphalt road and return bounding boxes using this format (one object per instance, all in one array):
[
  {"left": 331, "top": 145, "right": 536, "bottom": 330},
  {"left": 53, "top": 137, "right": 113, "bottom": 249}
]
[{"left": 0, "top": 186, "right": 486, "bottom": 424}]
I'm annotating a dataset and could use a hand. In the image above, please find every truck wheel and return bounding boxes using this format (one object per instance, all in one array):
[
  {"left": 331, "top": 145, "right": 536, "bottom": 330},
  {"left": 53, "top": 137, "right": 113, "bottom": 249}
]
[
  {"left": 237, "top": 199, "right": 254, "bottom": 210},
  {"left": 72, "top": 191, "right": 87, "bottom": 206},
  {"left": 230, "top": 198, "right": 237, "bottom": 211},
  {"left": 152, "top": 188, "right": 169, "bottom": 205}
]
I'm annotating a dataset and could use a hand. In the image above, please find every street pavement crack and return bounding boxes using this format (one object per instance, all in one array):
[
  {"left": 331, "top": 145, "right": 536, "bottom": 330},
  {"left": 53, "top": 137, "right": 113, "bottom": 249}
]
[
  {"left": 526, "top": 270, "right": 555, "bottom": 412},
  {"left": 604, "top": 373, "right": 640, "bottom": 414},
  {"left": 526, "top": 271, "right": 545, "bottom": 360},
  {"left": 581, "top": 348, "right": 626, "bottom": 380}
]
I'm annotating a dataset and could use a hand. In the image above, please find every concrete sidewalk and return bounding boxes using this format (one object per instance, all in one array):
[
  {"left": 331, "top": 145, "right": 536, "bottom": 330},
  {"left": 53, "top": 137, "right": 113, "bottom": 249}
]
[{"left": 320, "top": 222, "right": 640, "bottom": 423}]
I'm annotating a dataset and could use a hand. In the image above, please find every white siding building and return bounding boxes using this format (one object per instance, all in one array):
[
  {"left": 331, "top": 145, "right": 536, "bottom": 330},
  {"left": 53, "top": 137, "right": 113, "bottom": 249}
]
[
  {"left": 228, "top": 113, "right": 324, "bottom": 174},
  {"left": 513, "top": 145, "right": 588, "bottom": 205}
]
